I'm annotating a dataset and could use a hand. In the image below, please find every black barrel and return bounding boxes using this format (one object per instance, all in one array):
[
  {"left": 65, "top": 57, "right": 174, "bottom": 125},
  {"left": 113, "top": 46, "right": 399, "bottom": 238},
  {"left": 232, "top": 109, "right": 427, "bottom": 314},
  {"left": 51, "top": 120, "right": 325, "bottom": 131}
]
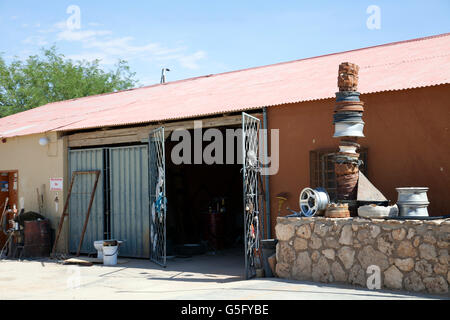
[{"left": 23, "top": 219, "right": 51, "bottom": 257}]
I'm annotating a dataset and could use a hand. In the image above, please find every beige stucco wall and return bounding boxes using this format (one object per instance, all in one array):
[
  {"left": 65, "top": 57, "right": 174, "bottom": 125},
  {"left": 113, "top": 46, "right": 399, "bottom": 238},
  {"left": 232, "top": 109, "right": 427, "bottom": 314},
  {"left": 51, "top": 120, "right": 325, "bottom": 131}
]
[{"left": 0, "top": 132, "right": 68, "bottom": 252}]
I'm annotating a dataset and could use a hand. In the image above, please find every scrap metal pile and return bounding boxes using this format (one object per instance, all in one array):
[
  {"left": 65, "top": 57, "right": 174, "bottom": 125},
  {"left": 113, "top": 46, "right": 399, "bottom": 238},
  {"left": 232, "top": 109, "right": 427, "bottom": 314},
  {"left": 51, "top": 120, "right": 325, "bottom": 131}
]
[
  {"left": 295, "top": 62, "right": 431, "bottom": 219},
  {"left": 330, "top": 62, "right": 365, "bottom": 217}
]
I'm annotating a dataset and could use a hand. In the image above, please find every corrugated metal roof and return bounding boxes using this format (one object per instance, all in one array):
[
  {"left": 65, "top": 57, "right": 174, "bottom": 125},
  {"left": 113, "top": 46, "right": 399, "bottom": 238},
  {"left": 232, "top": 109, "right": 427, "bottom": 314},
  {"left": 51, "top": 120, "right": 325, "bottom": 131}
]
[{"left": 1, "top": 33, "right": 449, "bottom": 138}]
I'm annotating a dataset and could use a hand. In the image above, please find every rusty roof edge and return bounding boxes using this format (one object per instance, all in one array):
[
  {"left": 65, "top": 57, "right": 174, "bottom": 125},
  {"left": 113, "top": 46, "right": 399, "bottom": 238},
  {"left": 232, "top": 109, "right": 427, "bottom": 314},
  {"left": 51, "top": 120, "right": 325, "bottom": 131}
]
[
  {"left": 23, "top": 32, "right": 450, "bottom": 110},
  {"left": 53, "top": 81, "right": 449, "bottom": 135}
]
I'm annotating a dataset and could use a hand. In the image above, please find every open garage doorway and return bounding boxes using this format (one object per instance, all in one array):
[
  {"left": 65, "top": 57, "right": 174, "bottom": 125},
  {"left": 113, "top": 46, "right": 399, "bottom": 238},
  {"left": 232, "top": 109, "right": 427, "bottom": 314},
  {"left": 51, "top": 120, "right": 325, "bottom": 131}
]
[
  {"left": 164, "top": 125, "right": 245, "bottom": 278},
  {"left": 148, "top": 113, "right": 264, "bottom": 279}
]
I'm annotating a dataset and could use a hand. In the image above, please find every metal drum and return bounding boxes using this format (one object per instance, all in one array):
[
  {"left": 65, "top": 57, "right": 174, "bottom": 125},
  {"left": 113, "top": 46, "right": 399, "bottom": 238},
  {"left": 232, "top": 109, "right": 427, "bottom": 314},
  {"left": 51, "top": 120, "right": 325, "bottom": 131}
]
[
  {"left": 398, "top": 203, "right": 429, "bottom": 217},
  {"left": 396, "top": 187, "right": 429, "bottom": 203},
  {"left": 23, "top": 219, "right": 51, "bottom": 257},
  {"left": 396, "top": 187, "right": 430, "bottom": 217}
]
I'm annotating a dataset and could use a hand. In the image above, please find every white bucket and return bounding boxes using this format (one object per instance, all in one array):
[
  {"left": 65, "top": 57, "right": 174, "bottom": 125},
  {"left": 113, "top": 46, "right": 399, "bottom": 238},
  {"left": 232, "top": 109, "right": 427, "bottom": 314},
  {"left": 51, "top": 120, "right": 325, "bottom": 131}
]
[{"left": 103, "top": 245, "right": 119, "bottom": 266}]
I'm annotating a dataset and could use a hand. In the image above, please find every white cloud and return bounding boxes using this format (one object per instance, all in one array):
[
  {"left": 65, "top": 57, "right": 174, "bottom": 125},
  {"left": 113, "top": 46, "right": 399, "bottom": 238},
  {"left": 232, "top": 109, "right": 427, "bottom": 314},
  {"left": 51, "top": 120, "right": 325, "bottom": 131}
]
[
  {"left": 25, "top": 18, "right": 207, "bottom": 73},
  {"left": 66, "top": 52, "right": 116, "bottom": 65},
  {"left": 178, "top": 51, "right": 207, "bottom": 70},
  {"left": 22, "top": 36, "right": 48, "bottom": 46},
  {"left": 57, "top": 29, "right": 112, "bottom": 42}
]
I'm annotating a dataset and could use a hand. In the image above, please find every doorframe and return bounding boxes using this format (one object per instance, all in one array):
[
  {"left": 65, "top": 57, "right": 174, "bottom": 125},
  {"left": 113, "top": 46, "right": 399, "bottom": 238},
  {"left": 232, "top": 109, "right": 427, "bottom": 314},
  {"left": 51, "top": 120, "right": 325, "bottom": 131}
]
[
  {"left": 0, "top": 169, "right": 19, "bottom": 208},
  {"left": 148, "top": 112, "right": 268, "bottom": 279},
  {"left": 0, "top": 170, "right": 19, "bottom": 248}
]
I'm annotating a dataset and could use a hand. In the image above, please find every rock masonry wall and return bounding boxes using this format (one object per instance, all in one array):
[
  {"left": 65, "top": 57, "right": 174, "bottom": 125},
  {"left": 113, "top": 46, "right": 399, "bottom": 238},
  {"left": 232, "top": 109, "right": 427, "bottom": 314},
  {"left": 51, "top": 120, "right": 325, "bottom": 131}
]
[{"left": 275, "top": 216, "right": 450, "bottom": 295}]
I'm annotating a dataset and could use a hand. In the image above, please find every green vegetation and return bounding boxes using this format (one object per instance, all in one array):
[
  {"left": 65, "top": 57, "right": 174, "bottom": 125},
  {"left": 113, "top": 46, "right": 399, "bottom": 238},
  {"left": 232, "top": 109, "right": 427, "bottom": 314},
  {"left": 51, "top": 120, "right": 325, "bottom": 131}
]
[{"left": 0, "top": 47, "right": 137, "bottom": 117}]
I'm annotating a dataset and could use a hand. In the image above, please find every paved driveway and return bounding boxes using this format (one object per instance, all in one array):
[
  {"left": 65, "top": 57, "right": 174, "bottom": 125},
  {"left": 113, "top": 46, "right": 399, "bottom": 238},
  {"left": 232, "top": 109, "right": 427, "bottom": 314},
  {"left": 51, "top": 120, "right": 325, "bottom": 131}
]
[{"left": 0, "top": 254, "right": 445, "bottom": 300}]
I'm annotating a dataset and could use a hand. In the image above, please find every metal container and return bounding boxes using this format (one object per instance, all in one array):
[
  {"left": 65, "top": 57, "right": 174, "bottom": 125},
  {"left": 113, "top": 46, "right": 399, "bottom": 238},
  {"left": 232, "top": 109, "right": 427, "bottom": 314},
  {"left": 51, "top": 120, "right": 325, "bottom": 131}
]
[
  {"left": 333, "top": 112, "right": 363, "bottom": 124},
  {"left": 335, "top": 101, "right": 365, "bottom": 112},
  {"left": 333, "top": 121, "right": 365, "bottom": 138},
  {"left": 396, "top": 187, "right": 430, "bottom": 217},
  {"left": 396, "top": 187, "right": 429, "bottom": 204},
  {"left": 398, "top": 203, "right": 429, "bottom": 217},
  {"left": 23, "top": 219, "right": 51, "bottom": 257},
  {"left": 339, "top": 145, "right": 358, "bottom": 154},
  {"left": 335, "top": 91, "right": 360, "bottom": 102}
]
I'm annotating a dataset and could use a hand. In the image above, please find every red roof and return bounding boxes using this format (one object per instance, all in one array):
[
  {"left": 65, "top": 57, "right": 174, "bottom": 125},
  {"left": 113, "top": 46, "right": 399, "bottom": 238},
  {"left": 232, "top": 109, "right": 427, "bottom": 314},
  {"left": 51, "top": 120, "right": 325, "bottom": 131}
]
[{"left": 1, "top": 33, "right": 449, "bottom": 138}]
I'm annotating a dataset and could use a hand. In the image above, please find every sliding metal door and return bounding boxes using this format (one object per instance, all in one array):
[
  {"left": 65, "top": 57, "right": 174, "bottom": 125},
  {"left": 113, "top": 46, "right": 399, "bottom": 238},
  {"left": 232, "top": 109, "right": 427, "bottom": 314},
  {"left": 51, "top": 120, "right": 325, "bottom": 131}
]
[
  {"left": 68, "top": 149, "right": 104, "bottom": 254},
  {"left": 109, "top": 145, "right": 150, "bottom": 258}
]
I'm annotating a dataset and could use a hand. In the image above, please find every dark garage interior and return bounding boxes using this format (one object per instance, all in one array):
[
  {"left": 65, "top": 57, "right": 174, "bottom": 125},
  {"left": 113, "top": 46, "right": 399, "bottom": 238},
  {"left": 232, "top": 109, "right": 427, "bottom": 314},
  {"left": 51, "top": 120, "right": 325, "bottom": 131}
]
[{"left": 164, "top": 126, "right": 245, "bottom": 260}]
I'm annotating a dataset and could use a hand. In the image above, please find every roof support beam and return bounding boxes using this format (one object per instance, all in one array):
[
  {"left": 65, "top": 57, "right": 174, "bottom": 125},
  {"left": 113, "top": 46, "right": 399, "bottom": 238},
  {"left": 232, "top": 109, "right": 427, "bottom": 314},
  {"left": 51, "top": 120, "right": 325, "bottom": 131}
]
[{"left": 67, "top": 113, "right": 262, "bottom": 148}]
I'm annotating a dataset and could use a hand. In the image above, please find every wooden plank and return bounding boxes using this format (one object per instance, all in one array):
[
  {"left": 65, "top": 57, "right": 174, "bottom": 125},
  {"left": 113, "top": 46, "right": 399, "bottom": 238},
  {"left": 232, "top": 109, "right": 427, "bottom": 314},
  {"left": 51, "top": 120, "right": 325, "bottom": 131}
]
[
  {"left": 67, "top": 114, "right": 257, "bottom": 148},
  {"left": 51, "top": 173, "right": 77, "bottom": 256},
  {"left": 76, "top": 171, "right": 101, "bottom": 257},
  {"left": 62, "top": 257, "right": 94, "bottom": 266}
]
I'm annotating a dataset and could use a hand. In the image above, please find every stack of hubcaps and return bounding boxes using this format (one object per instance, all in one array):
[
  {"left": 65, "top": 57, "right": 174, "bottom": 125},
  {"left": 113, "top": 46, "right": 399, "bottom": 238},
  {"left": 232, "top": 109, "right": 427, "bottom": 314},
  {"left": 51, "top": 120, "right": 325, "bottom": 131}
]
[{"left": 396, "top": 187, "right": 429, "bottom": 217}]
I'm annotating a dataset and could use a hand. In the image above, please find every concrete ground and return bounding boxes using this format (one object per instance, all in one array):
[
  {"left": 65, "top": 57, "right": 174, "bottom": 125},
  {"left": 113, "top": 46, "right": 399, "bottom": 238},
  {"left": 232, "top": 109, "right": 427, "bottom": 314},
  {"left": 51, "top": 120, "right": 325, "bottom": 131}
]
[{"left": 0, "top": 249, "right": 446, "bottom": 300}]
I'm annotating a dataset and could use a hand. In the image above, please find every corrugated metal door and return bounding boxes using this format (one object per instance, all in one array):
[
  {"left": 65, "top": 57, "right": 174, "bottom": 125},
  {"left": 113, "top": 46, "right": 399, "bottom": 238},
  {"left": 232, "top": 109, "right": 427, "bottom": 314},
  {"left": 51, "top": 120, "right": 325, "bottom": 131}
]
[
  {"left": 109, "top": 145, "right": 150, "bottom": 258},
  {"left": 68, "top": 149, "right": 104, "bottom": 254}
]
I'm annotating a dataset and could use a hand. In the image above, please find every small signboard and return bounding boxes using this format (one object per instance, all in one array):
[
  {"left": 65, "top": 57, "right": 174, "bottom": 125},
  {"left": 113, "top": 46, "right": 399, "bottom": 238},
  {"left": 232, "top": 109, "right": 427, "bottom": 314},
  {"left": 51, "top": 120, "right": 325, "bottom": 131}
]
[{"left": 50, "top": 178, "right": 63, "bottom": 191}]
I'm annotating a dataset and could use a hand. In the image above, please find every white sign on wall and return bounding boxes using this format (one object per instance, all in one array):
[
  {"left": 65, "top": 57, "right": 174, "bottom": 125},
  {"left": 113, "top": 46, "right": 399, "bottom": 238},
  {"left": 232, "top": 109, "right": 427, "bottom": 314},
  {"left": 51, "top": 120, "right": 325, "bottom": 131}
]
[{"left": 50, "top": 178, "right": 63, "bottom": 191}]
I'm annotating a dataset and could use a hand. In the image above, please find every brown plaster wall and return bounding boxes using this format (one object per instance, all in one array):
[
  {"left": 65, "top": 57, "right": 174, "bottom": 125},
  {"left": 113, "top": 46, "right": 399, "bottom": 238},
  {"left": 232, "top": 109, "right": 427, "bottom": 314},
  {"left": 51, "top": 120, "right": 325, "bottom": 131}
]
[{"left": 267, "top": 84, "right": 450, "bottom": 236}]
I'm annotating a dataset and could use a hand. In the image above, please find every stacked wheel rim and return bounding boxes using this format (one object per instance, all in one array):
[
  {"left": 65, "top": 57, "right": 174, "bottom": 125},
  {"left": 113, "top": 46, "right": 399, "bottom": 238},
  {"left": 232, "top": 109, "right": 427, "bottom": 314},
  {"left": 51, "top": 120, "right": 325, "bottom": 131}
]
[{"left": 299, "top": 187, "right": 330, "bottom": 216}]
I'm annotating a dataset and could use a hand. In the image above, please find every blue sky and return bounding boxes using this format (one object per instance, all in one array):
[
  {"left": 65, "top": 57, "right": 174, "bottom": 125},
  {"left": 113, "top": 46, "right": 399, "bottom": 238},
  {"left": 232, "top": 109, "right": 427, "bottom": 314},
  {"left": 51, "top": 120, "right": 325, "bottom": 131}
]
[{"left": 1, "top": 0, "right": 449, "bottom": 86}]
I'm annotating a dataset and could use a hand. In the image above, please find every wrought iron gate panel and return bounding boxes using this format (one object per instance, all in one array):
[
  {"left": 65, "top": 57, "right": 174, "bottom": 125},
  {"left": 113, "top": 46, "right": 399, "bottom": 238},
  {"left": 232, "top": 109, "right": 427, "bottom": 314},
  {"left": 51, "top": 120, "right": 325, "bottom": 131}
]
[
  {"left": 149, "top": 127, "right": 167, "bottom": 266},
  {"left": 242, "top": 113, "right": 262, "bottom": 279}
]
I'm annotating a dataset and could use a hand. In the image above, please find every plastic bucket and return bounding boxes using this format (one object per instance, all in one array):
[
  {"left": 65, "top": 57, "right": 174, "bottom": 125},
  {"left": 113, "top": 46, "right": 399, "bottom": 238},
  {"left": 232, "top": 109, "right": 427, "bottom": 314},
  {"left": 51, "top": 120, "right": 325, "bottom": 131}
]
[{"left": 103, "top": 245, "right": 119, "bottom": 266}]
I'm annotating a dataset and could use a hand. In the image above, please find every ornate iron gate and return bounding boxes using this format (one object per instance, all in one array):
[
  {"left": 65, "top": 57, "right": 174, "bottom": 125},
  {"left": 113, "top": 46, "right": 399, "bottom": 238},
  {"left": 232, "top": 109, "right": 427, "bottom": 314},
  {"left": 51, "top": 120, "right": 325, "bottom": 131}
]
[
  {"left": 149, "top": 127, "right": 167, "bottom": 266},
  {"left": 242, "top": 113, "right": 263, "bottom": 279}
]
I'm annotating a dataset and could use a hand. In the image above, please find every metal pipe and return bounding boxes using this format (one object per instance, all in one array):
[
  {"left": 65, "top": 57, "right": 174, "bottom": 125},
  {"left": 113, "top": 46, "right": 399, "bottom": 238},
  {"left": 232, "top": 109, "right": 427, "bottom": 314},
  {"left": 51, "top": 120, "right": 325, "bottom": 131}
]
[{"left": 262, "top": 107, "right": 271, "bottom": 239}]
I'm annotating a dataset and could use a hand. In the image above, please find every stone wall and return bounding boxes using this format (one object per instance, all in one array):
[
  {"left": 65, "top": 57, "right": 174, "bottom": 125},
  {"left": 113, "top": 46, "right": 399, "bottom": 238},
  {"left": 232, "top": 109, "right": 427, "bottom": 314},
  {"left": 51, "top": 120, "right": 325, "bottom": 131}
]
[{"left": 275, "top": 216, "right": 449, "bottom": 295}]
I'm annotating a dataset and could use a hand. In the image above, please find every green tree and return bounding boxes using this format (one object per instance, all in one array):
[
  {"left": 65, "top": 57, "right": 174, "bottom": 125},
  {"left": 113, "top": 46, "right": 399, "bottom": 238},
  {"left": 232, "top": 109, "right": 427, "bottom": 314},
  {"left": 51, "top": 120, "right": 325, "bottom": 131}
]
[{"left": 0, "top": 47, "right": 138, "bottom": 117}]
